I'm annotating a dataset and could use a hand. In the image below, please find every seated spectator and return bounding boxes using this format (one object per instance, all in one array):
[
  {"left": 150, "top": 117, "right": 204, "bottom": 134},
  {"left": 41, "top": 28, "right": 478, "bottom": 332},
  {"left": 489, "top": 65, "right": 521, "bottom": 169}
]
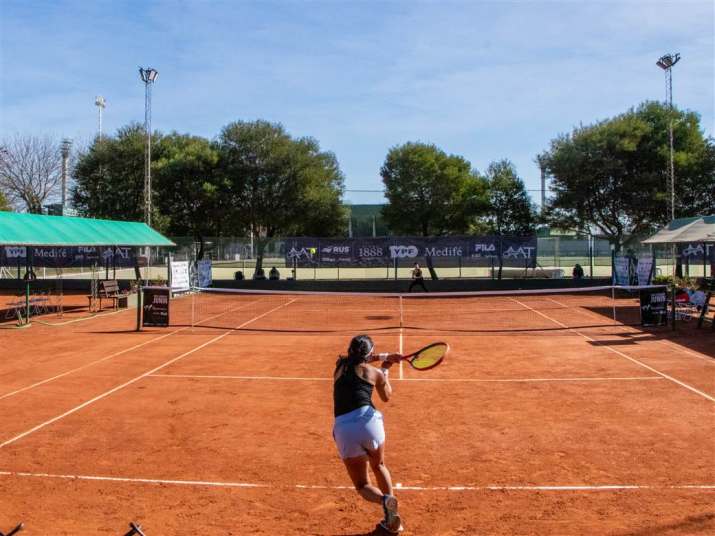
[
  {"left": 572, "top": 263, "right": 584, "bottom": 280},
  {"left": 253, "top": 268, "right": 266, "bottom": 280},
  {"left": 269, "top": 266, "right": 280, "bottom": 280}
]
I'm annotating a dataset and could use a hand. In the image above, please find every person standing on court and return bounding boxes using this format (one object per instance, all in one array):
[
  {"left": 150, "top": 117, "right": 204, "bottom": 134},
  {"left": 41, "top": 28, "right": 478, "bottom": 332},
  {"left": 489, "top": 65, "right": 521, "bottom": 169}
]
[
  {"left": 332, "top": 335, "right": 404, "bottom": 534},
  {"left": 408, "top": 262, "right": 428, "bottom": 292}
]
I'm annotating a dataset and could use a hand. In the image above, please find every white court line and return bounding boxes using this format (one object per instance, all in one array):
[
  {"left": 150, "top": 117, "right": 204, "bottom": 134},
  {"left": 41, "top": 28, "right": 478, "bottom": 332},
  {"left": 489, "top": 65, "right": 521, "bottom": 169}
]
[
  {"left": 545, "top": 296, "right": 715, "bottom": 365},
  {"left": 511, "top": 298, "right": 715, "bottom": 403},
  {"left": 148, "top": 373, "right": 665, "bottom": 383},
  {"left": 0, "top": 470, "right": 712, "bottom": 492},
  {"left": 0, "top": 298, "right": 298, "bottom": 449},
  {"left": 0, "top": 297, "right": 264, "bottom": 401},
  {"left": 399, "top": 295, "right": 404, "bottom": 380}
]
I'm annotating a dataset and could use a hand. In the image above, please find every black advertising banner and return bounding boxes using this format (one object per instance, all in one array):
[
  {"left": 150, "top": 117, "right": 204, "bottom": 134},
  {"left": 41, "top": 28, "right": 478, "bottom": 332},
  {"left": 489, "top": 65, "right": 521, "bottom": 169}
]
[
  {"left": 352, "top": 238, "right": 391, "bottom": 266},
  {"left": 142, "top": 286, "right": 170, "bottom": 327},
  {"left": 679, "top": 243, "right": 714, "bottom": 263},
  {"left": 284, "top": 236, "right": 538, "bottom": 267},
  {"left": 0, "top": 245, "right": 136, "bottom": 268},
  {"left": 640, "top": 288, "right": 668, "bottom": 327},
  {"left": 500, "top": 236, "right": 538, "bottom": 268}
]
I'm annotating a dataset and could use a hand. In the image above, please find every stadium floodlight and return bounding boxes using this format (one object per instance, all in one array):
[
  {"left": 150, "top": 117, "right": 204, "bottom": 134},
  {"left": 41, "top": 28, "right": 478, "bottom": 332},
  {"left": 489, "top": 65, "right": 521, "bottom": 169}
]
[
  {"left": 655, "top": 53, "right": 680, "bottom": 223},
  {"left": 95, "top": 96, "right": 106, "bottom": 139},
  {"left": 139, "top": 67, "right": 159, "bottom": 226},
  {"left": 60, "top": 139, "right": 73, "bottom": 211}
]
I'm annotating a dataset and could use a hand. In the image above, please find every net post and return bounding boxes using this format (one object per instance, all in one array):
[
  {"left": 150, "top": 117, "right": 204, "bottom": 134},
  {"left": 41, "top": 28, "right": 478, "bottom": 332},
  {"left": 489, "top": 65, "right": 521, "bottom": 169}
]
[
  {"left": 588, "top": 235, "right": 594, "bottom": 278},
  {"left": 394, "top": 257, "right": 398, "bottom": 281},
  {"left": 136, "top": 285, "right": 143, "bottom": 332},
  {"left": 611, "top": 284, "right": 616, "bottom": 323},
  {"left": 191, "top": 287, "right": 196, "bottom": 331}
]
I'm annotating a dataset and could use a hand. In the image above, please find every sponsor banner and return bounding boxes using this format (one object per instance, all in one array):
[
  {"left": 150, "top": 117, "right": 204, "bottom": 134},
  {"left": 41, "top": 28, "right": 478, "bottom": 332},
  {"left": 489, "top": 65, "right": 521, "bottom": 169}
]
[
  {"left": 285, "top": 238, "right": 320, "bottom": 267},
  {"left": 284, "top": 236, "right": 538, "bottom": 267},
  {"left": 0, "top": 245, "right": 136, "bottom": 268},
  {"left": 640, "top": 287, "right": 668, "bottom": 327},
  {"left": 636, "top": 255, "right": 654, "bottom": 286},
  {"left": 197, "top": 259, "right": 212, "bottom": 288},
  {"left": 352, "top": 238, "right": 390, "bottom": 267},
  {"left": 318, "top": 239, "right": 353, "bottom": 264},
  {"left": 170, "top": 260, "right": 191, "bottom": 292},
  {"left": 142, "top": 286, "right": 170, "bottom": 327},
  {"left": 499, "top": 236, "right": 538, "bottom": 268},
  {"left": 613, "top": 256, "right": 632, "bottom": 286},
  {"left": 679, "top": 243, "right": 714, "bottom": 262}
]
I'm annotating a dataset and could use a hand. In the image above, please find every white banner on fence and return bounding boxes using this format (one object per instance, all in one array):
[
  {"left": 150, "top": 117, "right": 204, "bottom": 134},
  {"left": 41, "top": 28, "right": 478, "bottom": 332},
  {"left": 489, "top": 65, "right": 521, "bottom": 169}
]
[
  {"left": 613, "top": 256, "right": 631, "bottom": 286},
  {"left": 197, "top": 259, "right": 212, "bottom": 288},
  {"left": 170, "top": 260, "right": 191, "bottom": 293},
  {"left": 636, "top": 255, "right": 654, "bottom": 286}
]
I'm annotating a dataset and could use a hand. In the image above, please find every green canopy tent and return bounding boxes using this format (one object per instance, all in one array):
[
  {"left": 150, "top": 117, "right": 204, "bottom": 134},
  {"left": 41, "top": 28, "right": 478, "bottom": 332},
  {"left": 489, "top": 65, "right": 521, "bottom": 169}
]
[{"left": 0, "top": 212, "right": 174, "bottom": 324}]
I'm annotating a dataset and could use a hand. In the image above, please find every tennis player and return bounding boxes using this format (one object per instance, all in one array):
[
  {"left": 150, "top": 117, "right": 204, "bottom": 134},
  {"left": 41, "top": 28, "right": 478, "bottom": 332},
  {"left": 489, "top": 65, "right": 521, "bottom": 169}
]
[{"left": 333, "top": 335, "right": 403, "bottom": 533}]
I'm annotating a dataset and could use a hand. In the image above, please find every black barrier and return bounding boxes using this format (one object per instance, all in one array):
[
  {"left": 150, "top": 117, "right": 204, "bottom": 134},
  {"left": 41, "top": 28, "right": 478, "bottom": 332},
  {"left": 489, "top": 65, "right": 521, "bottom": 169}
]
[
  {"left": 640, "top": 287, "right": 668, "bottom": 327},
  {"left": 285, "top": 235, "right": 537, "bottom": 268},
  {"left": 0, "top": 245, "right": 136, "bottom": 268},
  {"left": 141, "top": 286, "right": 170, "bottom": 327}
]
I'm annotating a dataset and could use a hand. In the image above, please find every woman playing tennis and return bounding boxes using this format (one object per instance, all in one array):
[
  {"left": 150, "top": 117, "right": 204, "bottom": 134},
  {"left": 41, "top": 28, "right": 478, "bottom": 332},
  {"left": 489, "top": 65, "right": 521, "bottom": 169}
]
[{"left": 333, "top": 335, "right": 403, "bottom": 533}]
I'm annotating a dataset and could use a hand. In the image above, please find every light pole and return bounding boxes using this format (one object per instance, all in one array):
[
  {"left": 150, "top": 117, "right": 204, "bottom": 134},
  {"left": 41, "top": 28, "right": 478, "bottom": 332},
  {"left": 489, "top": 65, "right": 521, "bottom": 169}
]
[
  {"left": 95, "top": 96, "right": 106, "bottom": 139},
  {"left": 60, "top": 138, "right": 72, "bottom": 212},
  {"left": 139, "top": 67, "right": 158, "bottom": 226},
  {"left": 656, "top": 53, "right": 680, "bottom": 223}
]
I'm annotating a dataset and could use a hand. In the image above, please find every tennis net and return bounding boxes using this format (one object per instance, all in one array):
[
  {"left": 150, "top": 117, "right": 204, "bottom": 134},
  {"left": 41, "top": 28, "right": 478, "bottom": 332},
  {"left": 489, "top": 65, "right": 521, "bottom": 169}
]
[{"left": 187, "top": 285, "right": 668, "bottom": 334}]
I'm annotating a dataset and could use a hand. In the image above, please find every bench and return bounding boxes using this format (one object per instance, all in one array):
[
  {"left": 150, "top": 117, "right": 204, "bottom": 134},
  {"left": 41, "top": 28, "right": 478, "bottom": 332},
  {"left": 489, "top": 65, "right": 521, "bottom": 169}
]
[{"left": 88, "top": 280, "right": 128, "bottom": 311}]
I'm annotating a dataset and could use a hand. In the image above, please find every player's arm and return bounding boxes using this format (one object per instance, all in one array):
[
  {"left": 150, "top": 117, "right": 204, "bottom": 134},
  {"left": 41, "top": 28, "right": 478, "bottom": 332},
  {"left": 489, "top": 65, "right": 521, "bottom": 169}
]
[{"left": 374, "top": 354, "right": 400, "bottom": 402}]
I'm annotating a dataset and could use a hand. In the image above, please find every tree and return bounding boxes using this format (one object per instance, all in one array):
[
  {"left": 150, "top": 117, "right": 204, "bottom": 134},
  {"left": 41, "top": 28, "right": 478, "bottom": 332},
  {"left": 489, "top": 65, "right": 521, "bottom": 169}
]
[
  {"left": 72, "top": 124, "right": 165, "bottom": 226},
  {"left": 380, "top": 142, "right": 488, "bottom": 236},
  {"left": 217, "top": 120, "right": 345, "bottom": 274},
  {"left": 540, "top": 101, "right": 715, "bottom": 248},
  {"left": 153, "top": 134, "right": 223, "bottom": 259},
  {"left": 483, "top": 159, "right": 537, "bottom": 235},
  {"left": 0, "top": 135, "right": 63, "bottom": 213}
]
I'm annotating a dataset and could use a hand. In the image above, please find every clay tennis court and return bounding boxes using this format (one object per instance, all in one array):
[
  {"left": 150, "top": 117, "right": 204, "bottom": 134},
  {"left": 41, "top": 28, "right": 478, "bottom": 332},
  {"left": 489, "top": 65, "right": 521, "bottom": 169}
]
[{"left": 1, "top": 289, "right": 713, "bottom": 535}]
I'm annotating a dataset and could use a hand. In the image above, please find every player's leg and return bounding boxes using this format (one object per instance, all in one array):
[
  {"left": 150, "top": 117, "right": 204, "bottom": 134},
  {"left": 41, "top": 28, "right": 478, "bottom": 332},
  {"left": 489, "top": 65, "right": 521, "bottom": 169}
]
[{"left": 343, "top": 455, "right": 384, "bottom": 503}]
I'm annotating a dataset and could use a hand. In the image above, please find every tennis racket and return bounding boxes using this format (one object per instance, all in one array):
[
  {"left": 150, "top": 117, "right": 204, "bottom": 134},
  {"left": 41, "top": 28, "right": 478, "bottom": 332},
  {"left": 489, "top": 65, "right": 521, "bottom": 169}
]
[{"left": 381, "top": 342, "right": 448, "bottom": 371}]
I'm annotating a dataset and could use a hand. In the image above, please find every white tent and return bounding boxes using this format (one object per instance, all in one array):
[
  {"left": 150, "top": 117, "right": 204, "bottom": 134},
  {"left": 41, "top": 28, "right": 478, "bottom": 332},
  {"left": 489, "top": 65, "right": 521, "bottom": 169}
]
[{"left": 643, "top": 216, "right": 715, "bottom": 244}]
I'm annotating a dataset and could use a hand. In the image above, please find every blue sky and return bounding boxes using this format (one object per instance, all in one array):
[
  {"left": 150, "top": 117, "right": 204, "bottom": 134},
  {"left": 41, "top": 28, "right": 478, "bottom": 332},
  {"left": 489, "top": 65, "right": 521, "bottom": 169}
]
[{"left": 1, "top": 0, "right": 713, "bottom": 206}]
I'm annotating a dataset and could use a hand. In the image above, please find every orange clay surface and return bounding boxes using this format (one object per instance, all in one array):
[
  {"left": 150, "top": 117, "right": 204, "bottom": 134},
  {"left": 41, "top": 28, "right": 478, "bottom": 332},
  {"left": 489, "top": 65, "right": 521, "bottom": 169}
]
[{"left": 0, "top": 290, "right": 713, "bottom": 535}]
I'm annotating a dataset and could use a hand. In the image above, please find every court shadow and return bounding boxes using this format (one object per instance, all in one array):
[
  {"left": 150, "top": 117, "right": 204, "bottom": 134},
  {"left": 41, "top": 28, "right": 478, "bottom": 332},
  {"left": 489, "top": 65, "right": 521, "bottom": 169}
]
[{"left": 612, "top": 512, "right": 715, "bottom": 535}]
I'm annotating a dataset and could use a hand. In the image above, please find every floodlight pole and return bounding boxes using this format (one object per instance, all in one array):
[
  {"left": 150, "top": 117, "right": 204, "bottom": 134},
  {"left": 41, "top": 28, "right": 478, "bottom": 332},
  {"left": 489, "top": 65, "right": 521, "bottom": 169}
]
[
  {"left": 656, "top": 53, "right": 680, "bottom": 223},
  {"left": 139, "top": 67, "right": 158, "bottom": 227},
  {"left": 60, "top": 139, "right": 72, "bottom": 212},
  {"left": 95, "top": 96, "right": 106, "bottom": 139}
]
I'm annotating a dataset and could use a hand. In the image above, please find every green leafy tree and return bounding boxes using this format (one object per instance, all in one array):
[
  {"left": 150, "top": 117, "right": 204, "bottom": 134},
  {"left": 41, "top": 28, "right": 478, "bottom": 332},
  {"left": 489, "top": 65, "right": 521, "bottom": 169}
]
[
  {"left": 381, "top": 142, "right": 488, "bottom": 236},
  {"left": 540, "top": 101, "right": 715, "bottom": 248},
  {"left": 217, "top": 120, "right": 345, "bottom": 274},
  {"left": 154, "top": 134, "right": 223, "bottom": 259},
  {"left": 483, "top": 159, "right": 537, "bottom": 235},
  {"left": 72, "top": 124, "right": 165, "bottom": 226}
]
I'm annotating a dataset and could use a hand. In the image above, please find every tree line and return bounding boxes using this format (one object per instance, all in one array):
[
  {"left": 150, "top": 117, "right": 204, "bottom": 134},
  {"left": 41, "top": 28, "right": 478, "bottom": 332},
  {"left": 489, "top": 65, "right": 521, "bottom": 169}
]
[{"left": 1, "top": 101, "right": 714, "bottom": 254}]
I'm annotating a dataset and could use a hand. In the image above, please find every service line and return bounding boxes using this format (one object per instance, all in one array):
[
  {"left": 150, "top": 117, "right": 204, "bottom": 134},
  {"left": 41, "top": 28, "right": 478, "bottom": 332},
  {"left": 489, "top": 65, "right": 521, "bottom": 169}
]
[
  {"left": 511, "top": 298, "right": 715, "bottom": 403},
  {"left": 0, "top": 470, "right": 712, "bottom": 492},
  {"left": 0, "top": 299, "right": 298, "bottom": 448}
]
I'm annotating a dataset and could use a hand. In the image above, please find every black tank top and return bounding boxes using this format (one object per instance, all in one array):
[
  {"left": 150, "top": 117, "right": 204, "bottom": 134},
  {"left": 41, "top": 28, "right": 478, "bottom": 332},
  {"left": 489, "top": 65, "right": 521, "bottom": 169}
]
[{"left": 333, "top": 359, "right": 374, "bottom": 417}]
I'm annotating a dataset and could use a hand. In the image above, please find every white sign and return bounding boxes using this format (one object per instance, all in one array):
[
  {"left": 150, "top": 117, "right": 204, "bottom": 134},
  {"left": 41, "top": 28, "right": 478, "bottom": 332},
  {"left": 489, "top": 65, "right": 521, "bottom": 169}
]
[
  {"left": 636, "top": 255, "right": 654, "bottom": 286},
  {"left": 197, "top": 259, "right": 212, "bottom": 288},
  {"left": 389, "top": 245, "right": 419, "bottom": 258},
  {"left": 170, "top": 260, "right": 191, "bottom": 293}
]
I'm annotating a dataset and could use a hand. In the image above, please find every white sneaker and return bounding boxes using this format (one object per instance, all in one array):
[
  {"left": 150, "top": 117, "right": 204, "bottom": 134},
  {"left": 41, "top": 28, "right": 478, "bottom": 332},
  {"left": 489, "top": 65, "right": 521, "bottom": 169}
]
[{"left": 381, "top": 495, "right": 402, "bottom": 533}]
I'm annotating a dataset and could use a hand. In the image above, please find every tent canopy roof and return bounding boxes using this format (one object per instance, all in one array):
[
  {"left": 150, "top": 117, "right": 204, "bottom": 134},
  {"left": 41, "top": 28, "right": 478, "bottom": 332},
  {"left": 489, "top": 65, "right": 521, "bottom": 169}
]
[
  {"left": 643, "top": 216, "right": 715, "bottom": 244},
  {"left": 0, "top": 211, "right": 175, "bottom": 247}
]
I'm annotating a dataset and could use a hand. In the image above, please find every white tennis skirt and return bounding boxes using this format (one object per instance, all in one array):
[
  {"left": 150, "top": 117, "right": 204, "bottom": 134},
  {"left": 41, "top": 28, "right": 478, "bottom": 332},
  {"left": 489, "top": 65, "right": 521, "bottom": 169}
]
[{"left": 333, "top": 405, "right": 385, "bottom": 459}]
